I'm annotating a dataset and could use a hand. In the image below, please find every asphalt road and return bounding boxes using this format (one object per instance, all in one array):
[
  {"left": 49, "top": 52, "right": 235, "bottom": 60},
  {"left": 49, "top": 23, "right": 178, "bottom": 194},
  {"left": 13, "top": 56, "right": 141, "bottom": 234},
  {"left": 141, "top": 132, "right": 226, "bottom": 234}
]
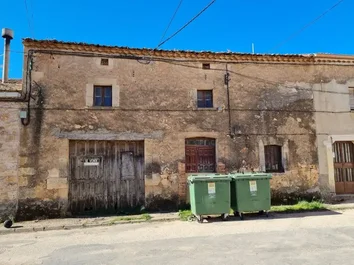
[{"left": 1, "top": 210, "right": 354, "bottom": 265}]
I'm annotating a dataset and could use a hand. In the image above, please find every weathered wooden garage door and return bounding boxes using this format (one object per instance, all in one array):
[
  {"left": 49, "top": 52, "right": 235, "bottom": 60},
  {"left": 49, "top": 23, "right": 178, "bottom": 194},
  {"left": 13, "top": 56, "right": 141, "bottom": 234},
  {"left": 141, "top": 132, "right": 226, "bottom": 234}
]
[
  {"left": 333, "top": 141, "right": 354, "bottom": 194},
  {"left": 69, "top": 140, "right": 144, "bottom": 215}
]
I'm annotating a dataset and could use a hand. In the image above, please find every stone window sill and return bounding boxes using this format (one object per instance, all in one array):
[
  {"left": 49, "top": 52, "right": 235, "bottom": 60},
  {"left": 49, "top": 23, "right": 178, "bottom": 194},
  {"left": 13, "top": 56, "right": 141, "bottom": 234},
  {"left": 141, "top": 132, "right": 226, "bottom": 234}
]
[
  {"left": 87, "top": 106, "right": 120, "bottom": 110},
  {"left": 197, "top": 107, "right": 216, "bottom": 111}
]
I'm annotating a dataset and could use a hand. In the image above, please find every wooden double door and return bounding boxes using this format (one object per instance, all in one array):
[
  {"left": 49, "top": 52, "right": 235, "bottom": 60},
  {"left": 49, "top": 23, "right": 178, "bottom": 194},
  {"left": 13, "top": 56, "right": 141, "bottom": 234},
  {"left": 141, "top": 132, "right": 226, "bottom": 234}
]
[
  {"left": 185, "top": 138, "right": 216, "bottom": 173},
  {"left": 69, "top": 140, "right": 144, "bottom": 215},
  {"left": 334, "top": 141, "right": 354, "bottom": 194}
]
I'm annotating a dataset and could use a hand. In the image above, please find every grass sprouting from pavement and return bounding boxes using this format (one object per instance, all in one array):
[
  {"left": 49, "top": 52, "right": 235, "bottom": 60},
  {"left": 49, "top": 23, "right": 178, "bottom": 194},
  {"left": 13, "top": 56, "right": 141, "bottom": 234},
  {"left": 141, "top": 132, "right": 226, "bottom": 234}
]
[
  {"left": 178, "top": 201, "right": 325, "bottom": 221},
  {"left": 271, "top": 201, "right": 325, "bottom": 212},
  {"left": 178, "top": 210, "right": 193, "bottom": 221},
  {"left": 109, "top": 213, "right": 152, "bottom": 224}
]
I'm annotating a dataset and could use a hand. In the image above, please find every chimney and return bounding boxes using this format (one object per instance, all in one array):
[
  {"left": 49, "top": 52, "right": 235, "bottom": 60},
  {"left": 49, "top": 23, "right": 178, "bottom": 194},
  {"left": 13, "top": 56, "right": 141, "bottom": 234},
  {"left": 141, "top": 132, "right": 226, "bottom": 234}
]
[{"left": 2, "top": 28, "right": 14, "bottom": 83}]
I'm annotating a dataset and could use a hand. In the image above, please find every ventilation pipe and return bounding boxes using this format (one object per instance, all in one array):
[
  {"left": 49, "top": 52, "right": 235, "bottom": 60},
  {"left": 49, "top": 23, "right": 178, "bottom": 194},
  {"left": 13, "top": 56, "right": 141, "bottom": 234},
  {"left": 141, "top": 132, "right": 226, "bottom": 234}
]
[{"left": 2, "top": 28, "right": 14, "bottom": 83}]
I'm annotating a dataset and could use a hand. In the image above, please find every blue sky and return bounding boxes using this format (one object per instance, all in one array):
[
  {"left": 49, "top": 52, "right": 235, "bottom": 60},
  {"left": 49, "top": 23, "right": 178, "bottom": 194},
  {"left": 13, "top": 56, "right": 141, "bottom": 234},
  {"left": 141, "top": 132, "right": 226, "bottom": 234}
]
[{"left": 1, "top": 0, "right": 353, "bottom": 78}]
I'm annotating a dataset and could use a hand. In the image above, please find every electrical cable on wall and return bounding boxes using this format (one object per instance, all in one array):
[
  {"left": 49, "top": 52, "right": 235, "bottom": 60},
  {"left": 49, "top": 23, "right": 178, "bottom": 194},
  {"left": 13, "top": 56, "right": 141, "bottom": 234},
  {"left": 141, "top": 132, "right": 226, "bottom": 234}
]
[
  {"left": 21, "top": 52, "right": 33, "bottom": 126},
  {"left": 25, "top": 47, "right": 352, "bottom": 95}
]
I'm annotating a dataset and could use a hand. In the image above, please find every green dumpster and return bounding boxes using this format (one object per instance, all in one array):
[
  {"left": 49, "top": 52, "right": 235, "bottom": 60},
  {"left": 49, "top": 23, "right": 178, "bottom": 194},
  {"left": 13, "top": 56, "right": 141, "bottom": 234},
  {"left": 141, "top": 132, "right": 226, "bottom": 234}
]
[
  {"left": 188, "top": 174, "right": 231, "bottom": 223},
  {"left": 230, "top": 173, "right": 272, "bottom": 220}
]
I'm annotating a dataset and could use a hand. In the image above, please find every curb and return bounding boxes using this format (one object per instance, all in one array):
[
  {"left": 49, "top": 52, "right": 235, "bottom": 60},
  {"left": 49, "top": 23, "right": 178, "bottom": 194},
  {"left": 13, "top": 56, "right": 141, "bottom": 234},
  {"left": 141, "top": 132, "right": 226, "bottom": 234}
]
[
  {"left": 0, "top": 216, "right": 180, "bottom": 235},
  {"left": 2, "top": 206, "right": 354, "bottom": 235}
]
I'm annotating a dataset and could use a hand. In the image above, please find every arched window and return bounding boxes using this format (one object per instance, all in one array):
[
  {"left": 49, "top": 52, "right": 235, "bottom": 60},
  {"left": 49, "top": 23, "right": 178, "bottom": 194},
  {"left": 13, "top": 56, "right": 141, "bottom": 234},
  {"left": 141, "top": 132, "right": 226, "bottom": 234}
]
[{"left": 185, "top": 138, "right": 216, "bottom": 173}]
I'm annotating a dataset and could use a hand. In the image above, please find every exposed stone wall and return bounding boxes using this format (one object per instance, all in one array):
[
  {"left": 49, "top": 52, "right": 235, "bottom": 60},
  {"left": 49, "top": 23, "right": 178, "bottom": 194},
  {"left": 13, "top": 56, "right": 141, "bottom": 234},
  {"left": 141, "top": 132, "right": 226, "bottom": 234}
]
[
  {"left": 0, "top": 102, "right": 22, "bottom": 221},
  {"left": 15, "top": 47, "right": 354, "bottom": 219}
]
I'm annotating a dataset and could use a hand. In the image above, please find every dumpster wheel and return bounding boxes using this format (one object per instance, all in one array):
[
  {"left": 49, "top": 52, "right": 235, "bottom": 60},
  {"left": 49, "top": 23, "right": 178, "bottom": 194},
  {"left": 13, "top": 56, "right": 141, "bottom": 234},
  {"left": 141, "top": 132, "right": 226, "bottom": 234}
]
[
  {"left": 196, "top": 215, "right": 204, "bottom": 223},
  {"left": 238, "top": 212, "right": 244, "bottom": 220},
  {"left": 221, "top": 213, "right": 228, "bottom": 221},
  {"left": 258, "top": 210, "right": 269, "bottom": 218},
  {"left": 187, "top": 215, "right": 196, "bottom": 222}
]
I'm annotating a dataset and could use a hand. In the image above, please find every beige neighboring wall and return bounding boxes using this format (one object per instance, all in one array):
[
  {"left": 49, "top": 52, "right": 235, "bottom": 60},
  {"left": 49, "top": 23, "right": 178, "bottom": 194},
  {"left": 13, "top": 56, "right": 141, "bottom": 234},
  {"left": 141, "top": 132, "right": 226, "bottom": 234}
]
[{"left": 314, "top": 77, "right": 354, "bottom": 194}]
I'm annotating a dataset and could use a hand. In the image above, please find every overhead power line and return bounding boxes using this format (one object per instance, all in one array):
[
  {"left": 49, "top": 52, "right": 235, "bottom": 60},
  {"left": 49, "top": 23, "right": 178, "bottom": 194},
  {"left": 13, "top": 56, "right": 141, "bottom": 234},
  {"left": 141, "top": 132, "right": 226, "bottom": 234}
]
[
  {"left": 157, "top": 0, "right": 184, "bottom": 47},
  {"left": 157, "top": 0, "right": 216, "bottom": 49},
  {"left": 268, "top": 0, "right": 345, "bottom": 52},
  {"left": 233, "top": 0, "right": 345, "bottom": 74},
  {"left": 24, "top": 0, "right": 35, "bottom": 37}
]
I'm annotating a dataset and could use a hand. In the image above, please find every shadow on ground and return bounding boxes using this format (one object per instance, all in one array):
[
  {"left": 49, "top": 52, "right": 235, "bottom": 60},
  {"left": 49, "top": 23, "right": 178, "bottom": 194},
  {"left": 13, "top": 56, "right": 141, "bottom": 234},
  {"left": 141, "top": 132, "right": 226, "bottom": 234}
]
[{"left": 197, "top": 209, "right": 341, "bottom": 224}]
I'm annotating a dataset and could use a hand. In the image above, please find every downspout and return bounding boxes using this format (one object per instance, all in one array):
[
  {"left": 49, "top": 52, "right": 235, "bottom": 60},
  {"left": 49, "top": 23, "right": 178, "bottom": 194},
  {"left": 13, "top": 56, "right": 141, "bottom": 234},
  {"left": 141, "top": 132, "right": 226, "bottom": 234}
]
[{"left": 21, "top": 50, "right": 33, "bottom": 126}]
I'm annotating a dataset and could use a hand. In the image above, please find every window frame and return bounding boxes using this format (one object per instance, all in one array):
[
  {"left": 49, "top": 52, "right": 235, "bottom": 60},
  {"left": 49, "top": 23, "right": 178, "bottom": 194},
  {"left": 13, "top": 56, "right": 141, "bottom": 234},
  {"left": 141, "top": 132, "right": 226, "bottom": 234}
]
[
  {"left": 185, "top": 138, "right": 216, "bottom": 173},
  {"left": 100, "top": 58, "right": 109, "bottom": 66},
  {"left": 93, "top": 85, "right": 113, "bottom": 107},
  {"left": 202, "top": 63, "right": 210, "bottom": 69},
  {"left": 264, "top": 145, "right": 284, "bottom": 173},
  {"left": 349, "top": 87, "right": 354, "bottom": 111},
  {"left": 197, "top": 90, "right": 213, "bottom": 108}
]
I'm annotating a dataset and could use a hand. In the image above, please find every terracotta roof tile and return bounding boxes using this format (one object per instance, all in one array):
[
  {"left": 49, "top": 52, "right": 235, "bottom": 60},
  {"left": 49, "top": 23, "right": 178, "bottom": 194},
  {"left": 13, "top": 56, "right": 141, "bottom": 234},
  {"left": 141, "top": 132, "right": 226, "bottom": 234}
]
[{"left": 23, "top": 38, "right": 316, "bottom": 63}]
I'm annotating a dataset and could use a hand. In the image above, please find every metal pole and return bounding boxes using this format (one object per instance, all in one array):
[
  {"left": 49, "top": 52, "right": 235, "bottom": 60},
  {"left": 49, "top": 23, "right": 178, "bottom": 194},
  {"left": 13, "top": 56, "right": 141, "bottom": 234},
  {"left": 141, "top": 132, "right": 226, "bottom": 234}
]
[
  {"left": 2, "top": 37, "right": 10, "bottom": 83},
  {"left": 2, "top": 28, "right": 14, "bottom": 83}
]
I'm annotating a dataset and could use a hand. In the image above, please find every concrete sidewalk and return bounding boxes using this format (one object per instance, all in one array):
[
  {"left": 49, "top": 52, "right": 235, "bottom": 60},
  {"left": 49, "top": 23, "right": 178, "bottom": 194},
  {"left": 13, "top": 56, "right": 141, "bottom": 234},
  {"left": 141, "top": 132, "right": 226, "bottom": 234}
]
[
  {"left": 0, "top": 212, "right": 180, "bottom": 235},
  {"left": 1, "top": 202, "right": 354, "bottom": 235}
]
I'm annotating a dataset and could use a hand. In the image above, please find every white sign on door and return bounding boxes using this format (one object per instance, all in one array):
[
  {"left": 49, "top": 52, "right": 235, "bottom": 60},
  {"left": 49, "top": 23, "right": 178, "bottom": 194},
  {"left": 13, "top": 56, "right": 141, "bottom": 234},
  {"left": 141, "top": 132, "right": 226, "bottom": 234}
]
[{"left": 82, "top": 157, "right": 100, "bottom": 166}]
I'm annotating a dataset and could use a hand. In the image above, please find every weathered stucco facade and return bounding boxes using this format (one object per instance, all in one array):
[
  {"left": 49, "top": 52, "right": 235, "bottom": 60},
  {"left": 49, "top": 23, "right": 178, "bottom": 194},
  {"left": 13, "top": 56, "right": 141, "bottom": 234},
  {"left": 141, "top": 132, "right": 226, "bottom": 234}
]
[
  {"left": 2, "top": 39, "right": 354, "bottom": 220},
  {"left": 312, "top": 58, "right": 354, "bottom": 196},
  {"left": 0, "top": 81, "right": 23, "bottom": 221}
]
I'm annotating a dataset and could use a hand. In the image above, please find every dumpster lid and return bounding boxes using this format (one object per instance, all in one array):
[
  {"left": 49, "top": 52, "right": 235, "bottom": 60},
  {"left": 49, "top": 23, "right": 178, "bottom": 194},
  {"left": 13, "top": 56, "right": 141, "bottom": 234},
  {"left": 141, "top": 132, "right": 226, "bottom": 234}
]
[
  {"left": 229, "top": 173, "right": 272, "bottom": 180},
  {"left": 188, "top": 174, "right": 231, "bottom": 182}
]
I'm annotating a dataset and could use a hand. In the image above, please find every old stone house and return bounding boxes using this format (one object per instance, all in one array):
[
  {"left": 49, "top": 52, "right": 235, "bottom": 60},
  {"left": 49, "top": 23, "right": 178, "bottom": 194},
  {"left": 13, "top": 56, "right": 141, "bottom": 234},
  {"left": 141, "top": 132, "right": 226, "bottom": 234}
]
[{"left": 1, "top": 37, "right": 354, "bottom": 220}]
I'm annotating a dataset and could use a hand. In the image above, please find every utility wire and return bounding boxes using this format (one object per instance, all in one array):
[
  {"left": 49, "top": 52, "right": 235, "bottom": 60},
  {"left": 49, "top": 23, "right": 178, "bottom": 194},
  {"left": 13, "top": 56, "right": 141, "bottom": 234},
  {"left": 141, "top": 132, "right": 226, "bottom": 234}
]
[
  {"left": 8, "top": 50, "right": 26, "bottom": 54},
  {"left": 29, "top": 0, "right": 35, "bottom": 22},
  {"left": 157, "top": 0, "right": 216, "bottom": 49},
  {"left": 22, "top": 47, "right": 352, "bottom": 96},
  {"left": 157, "top": 0, "right": 184, "bottom": 48},
  {"left": 0, "top": 105, "right": 350, "bottom": 114},
  {"left": 24, "top": 0, "right": 35, "bottom": 37},
  {"left": 268, "top": 0, "right": 345, "bottom": 52},
  {"left": 158, "top": 58, "right": 351, "bottom": 95},
  {"left": 234, "top": 0, "right": 345, "bottom": 73}
]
